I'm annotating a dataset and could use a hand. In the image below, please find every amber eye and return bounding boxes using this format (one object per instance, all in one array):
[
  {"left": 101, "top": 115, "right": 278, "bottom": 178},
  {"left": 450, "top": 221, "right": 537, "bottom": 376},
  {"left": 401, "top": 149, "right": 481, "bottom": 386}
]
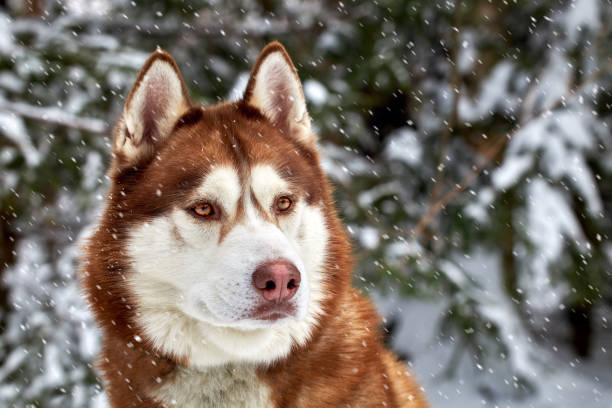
[
  {"left": 192, "top": 202, "right": 215, "bottom": 218},
  {"left": 275, "top": 196, "right": 293, "bottom": 212}
]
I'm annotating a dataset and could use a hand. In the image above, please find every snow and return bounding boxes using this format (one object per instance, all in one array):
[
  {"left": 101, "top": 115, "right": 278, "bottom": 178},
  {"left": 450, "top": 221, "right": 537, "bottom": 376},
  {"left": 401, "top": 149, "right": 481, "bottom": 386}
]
[
  {"left": 385, "top": 240, "right": 424, "bottom": 262},
  {"left": 463, "top": 187, "right": 495, "bottom": 223},
  {"left": 358, "top": 181, "right": 403, "bottom": 208},
  {"left": 227, "top": 72, "right": 250, "bottom": 101},
  {"left": 0, "top": 13, "right": 13, "bottom": 54},
  {"left": 384, "top": 127, "right": 422, "bottom": 167},
  {"left": 492, "top": 154, "right": 533, "bottom": 190},
  {"left": 0, "top": 111, "right": 41, "bottom": 166},
  {"left": 316, "top": 31, "right": 342, "bottom": 52},
  {"left": 79, "top": 34, "right": 120, "bottom": 51},
  {"left": 563, "top": 151, "right": 603, "bottom": 214},
  {"left": 320, "top": 142, "right": 372, "bottom": 185},
  {"left": 564, "top": 0, "right": 601, "bottom": 42},
  {"left": 303, "top": 79, "right": 329, "bottom": 106},
  {"left": 458, "top": 31, "right": 477, "bottom": 74},
  {"left": 0, "top": 236, "right": 103, "bottom": 406},
  {"left": 499, "top": 109, "right": 603, "bottom": 215},
  {"left": 82, "top": 151, "right": 104, "bottom": 191},
  {"left": 438, "top": 259, "right": 470, "bottom": 289},
  {"left": 375, "top": 249, "right": 612, "bottom": 408},
  {"left": 0, "top": 100, "right": 108, "bottom": 134},
  {"left": 459, "top": 250, "right": 544, "bottom": 380},
  {"left": 65, "top": 0, "right": 111, "bottom": 17},
  {"left": 524, "top": 179, "right": 580, "bottom": 312},
  {"left": 521, "top": 51, "right": 572, "bottom": 120},
  {"left": 1, "top": 1, "right": 610, "bottom": 407},
  {"left": 359, "top": 226, "right": 381, "bottom": 250},
  {"left": 0, "top": 72, "right": 25, "bottom": 93},
  {"left": 458, "top": 62, "right": 516, "bottom": 122}
]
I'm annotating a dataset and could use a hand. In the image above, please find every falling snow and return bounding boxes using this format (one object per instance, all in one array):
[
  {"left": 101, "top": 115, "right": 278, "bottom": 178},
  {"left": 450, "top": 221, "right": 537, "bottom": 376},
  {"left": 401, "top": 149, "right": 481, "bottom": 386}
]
[{"left": 0, "top": 1, "right": 611, "bottom": 407}]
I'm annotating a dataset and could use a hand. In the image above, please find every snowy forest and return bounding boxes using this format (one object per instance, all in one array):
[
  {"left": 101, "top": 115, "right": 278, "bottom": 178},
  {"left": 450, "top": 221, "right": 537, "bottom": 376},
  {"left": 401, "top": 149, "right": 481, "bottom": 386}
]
[{"left": 0, "top": 0, "right": 611, "bottom": 406}]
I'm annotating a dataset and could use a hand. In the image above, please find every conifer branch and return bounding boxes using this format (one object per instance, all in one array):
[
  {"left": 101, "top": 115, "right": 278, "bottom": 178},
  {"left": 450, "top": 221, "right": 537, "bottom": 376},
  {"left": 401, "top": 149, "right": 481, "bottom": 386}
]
[{"left": 0, "top": 101, "right": 109, "bottom": 134}]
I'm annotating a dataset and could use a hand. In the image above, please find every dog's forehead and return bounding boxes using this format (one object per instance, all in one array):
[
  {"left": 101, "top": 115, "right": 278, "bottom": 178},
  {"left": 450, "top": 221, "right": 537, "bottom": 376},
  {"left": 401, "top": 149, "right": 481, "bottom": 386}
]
[
  {"left": 130, "top": 104, "right": 324, "bottom": 212},
  {"left": 170, "top": 108, "right": 239, "bottom": 166},
  {"left": 165, "top": 105, "right": 287, "bottom": 168}
]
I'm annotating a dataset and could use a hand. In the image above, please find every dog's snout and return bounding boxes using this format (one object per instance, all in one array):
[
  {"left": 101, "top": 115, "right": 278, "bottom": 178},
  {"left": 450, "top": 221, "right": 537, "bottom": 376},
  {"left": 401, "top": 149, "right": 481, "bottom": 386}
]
[{"left": 252, "top": 260, "right": 301, "bottom": 303}]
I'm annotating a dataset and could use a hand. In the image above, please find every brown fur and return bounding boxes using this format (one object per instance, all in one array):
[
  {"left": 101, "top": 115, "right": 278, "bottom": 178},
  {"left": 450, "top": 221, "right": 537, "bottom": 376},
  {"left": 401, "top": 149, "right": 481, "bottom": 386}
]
[
  {"left": 261, "top": 289, "right": 427, "bottom": 407},
  {"left": 81, "top": 42, "right": 427, "bottom": 407}
]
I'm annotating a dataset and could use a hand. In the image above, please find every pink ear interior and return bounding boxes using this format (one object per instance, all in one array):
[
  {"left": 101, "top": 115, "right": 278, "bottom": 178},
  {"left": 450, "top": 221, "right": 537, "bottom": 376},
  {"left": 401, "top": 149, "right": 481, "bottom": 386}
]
[
  {"left": 137, "top": 77, "right": 171, "bottom": 145},
  {"left": 257, "top": 55, "right": 301, "bottom": 132},
  {"left": 115, "top": 51, "right": 191, "bottom": 168}
]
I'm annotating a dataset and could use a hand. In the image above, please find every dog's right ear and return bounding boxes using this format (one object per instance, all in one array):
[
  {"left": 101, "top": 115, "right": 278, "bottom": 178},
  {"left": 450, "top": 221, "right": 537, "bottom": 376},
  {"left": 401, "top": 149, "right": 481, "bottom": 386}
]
[{"left": 112, "top": 50, "right": 191, "bottom": 172}]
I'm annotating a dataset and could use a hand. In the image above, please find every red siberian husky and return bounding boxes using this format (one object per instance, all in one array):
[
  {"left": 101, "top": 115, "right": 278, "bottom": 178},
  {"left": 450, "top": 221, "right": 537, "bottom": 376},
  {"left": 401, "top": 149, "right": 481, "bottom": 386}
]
[{"left": 82, "top": 42, "right": 427, "bottom": 407}]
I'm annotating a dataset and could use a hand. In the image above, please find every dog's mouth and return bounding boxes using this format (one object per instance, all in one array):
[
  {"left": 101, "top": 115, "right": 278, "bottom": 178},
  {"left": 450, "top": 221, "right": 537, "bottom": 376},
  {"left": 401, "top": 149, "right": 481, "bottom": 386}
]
[
  {"left": 186, "top": 296, "right": 300, "bottom": 328},
  {"left": 249, "top": 301, "right": 297, "bottom": 321}
]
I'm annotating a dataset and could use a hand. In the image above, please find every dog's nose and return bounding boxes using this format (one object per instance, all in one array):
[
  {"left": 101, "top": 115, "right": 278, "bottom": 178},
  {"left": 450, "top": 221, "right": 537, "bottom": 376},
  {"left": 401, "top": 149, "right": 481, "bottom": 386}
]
[{"left": 252, "top": 260, "right": 301, "bottom": 303}]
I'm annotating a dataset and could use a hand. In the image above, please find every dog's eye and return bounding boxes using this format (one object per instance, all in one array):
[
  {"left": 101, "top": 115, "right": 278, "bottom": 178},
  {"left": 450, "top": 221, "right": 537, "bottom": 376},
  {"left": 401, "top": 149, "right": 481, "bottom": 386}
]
[
  {"left": 191, "top": 202, "right": 215, "bottom": 218},
  {"left": 275, "top": 196, "right": 293, "bottom": 212}
]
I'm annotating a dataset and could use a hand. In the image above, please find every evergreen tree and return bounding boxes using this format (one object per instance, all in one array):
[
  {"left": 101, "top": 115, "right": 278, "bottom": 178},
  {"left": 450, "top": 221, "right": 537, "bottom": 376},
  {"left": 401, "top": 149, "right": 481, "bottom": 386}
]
[{"left": 0, "top": 0, "right": 610, "bottom": 406}]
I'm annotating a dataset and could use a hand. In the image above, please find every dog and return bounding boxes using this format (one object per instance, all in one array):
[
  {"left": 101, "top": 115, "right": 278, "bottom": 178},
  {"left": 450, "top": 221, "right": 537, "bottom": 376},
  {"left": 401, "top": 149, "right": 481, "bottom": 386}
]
[{"left": 81, "top": 41, "right": 427, "bottom": 407}]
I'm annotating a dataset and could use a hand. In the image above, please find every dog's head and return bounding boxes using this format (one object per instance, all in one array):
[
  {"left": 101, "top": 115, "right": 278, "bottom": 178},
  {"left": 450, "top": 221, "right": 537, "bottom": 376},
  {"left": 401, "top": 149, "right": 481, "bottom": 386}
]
[{"left": 87, "top": 43, "right": 350, "bottom": 368}]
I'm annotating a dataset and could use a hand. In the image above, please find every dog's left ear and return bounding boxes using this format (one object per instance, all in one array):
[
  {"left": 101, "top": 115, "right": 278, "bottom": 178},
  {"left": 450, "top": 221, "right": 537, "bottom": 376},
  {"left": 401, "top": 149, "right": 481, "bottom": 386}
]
[
  {"left": 113, "top": 49, "right": 191, "bottom": 172},
  {"left": 243, "top": 42, "right": 315, "bottom": 146}
]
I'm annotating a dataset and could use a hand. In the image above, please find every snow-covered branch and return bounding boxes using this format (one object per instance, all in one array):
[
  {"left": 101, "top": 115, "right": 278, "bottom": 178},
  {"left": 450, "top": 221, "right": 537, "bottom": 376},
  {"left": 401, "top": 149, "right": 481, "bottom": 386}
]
[
  {"left": 0, "top": 101, "right": 109, "bottom": 134},
  {"left": 411, "top": 61, "right": 612, "bottom": 241}
]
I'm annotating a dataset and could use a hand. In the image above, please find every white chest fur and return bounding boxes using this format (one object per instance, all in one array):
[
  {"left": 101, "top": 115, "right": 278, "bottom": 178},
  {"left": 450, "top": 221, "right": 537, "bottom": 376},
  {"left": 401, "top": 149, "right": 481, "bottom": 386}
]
[{"left": 152, "top": 365, "right": 272, "bottom": 408}]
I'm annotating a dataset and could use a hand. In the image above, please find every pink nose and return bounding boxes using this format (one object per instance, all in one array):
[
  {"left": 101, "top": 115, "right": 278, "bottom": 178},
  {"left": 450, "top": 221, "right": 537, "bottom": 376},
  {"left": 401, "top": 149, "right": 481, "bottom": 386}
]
[{"left": 252, "top": 260, "right": 301, "bottom": 303}]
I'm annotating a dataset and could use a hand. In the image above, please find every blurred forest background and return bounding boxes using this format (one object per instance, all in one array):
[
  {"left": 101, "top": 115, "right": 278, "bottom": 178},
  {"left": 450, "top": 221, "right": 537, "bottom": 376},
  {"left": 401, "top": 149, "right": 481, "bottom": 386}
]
[{"left": 0, "top": 0, "right": 611, "bottom": 406}]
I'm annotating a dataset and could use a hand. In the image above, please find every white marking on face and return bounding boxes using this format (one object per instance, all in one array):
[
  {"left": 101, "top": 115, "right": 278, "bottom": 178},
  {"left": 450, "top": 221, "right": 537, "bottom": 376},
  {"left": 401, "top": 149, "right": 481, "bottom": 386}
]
[
  {"left": 128, "top": 165, "right": 329, "bottom": 367},
  {"left": 192, "top": 166, "right": 241, "bottom": 219},
  {"left": 250, "top": 164, "right": 289, "bottom": 210}
]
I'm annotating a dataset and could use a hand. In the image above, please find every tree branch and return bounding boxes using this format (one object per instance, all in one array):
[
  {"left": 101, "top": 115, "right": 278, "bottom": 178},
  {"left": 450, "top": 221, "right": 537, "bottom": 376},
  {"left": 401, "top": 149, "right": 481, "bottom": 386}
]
[
  {"left": 411, "top": 61, "right": 612, "bottom": 241},
  {"left": 0, "top": 101, "right": 109, "bottom": 134},
  {"left": 423, "top": 3, "right": 463, "bottom": 241}
]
